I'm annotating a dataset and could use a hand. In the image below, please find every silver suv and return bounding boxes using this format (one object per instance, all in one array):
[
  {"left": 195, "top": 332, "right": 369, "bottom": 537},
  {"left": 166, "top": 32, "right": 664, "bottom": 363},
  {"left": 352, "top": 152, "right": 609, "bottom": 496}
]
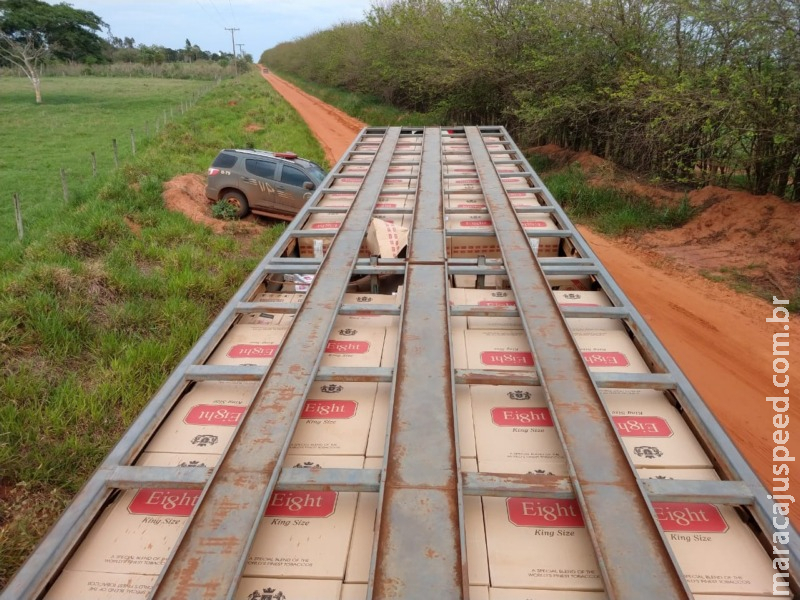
[{"left": 205, "top": 149, "right": 327, "bottom": 218}]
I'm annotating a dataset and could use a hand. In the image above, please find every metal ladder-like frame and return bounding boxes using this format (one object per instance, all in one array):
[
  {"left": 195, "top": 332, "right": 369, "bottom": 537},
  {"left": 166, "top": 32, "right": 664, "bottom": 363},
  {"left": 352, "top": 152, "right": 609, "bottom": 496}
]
[{"left": 3, "top": 126, "right": 797, "bottom": 599}]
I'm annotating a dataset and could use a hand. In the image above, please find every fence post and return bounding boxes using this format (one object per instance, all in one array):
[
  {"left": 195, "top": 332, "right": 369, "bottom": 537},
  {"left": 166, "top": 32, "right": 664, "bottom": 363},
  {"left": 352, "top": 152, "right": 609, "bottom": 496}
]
[
  {"left": 112, "top": 138, "right": 119, "bottom": 168},
  {"left": 130, "top": 128, "right": 136, "bottom": 156},
  {"left": 163, "top": 109, "right": 167, "bottom": 125},
  {"left": 91, "top": 152, "right": 97, "bottom": 177},
  {"left": 60, "top": 168, "right": 68, "bottom": 202},
  {"left": 13, "top": 193, "right": 23, "bottom": 240}
]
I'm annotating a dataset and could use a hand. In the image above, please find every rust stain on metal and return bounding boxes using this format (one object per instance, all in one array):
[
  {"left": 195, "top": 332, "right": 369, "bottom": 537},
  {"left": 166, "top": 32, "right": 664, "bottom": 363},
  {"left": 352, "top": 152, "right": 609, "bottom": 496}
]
[{"left": 425, "top": 546, "right": 440, "bottom": 559}]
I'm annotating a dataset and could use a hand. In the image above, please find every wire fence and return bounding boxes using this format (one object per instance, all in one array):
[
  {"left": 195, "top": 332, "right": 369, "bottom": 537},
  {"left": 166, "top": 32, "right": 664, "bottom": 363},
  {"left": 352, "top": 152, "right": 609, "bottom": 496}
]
[{"left": 9, "top": 81, "right": 219, "bottom": 241}]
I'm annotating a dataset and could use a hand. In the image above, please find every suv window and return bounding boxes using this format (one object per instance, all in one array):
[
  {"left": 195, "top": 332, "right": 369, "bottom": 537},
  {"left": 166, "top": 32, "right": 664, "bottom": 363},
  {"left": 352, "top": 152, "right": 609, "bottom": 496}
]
[
  {"left": 281, "top": 164, "right": 312, "bottom": 187},
  {"left": 245, "top": 159, "right": 277, "bottom": 179},
  {"left": 212, "top": 152, "right": 238, "bottom": 168}
]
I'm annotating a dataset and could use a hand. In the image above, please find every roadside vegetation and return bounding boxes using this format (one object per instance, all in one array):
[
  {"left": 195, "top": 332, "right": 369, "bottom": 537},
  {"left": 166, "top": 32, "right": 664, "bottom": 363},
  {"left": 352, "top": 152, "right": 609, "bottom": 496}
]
[
  {"left": 0, "top": 70, "right": 324, "bottom": 585},
  {"left": 540, "top": 166, "right": 695, "bottom": 236},
  {"left": 263, "top": 0, "right": 799, "bottom": 201}
]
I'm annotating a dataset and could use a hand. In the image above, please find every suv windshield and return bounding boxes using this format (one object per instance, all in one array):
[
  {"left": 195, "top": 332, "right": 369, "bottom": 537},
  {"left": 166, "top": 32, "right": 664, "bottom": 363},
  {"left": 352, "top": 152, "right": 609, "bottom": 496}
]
[{"left": 305, "top": 163, "right": 326, "bottom": 185}]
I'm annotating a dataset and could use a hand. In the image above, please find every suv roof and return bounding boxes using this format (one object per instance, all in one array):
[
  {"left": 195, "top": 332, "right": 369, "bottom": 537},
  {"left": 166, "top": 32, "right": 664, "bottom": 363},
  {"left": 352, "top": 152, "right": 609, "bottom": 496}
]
[{"left": 215, "top": 148, "right": 322, "bottom": 171}]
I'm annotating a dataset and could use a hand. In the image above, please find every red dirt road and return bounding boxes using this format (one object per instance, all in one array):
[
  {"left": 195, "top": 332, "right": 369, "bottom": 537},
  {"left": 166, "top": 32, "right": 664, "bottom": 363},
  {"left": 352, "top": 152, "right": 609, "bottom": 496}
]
[
  {"left": 261, "top": 71, "right": 796, "bottom": 514},
  {"left": 262, "top": 70, "right": 365, "bottom": 167}
]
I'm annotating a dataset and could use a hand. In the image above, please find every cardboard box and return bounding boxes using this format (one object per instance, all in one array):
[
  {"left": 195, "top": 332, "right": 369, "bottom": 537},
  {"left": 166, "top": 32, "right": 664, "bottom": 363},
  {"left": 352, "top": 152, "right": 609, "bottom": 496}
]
[
  {"left": 456, "top": 384, "right": 477, "bottom": 458},
  {"left": 641, "top": 469, "right": 778, "bottom": 595},
  {"left": 285, "top": 455, "right": 365, "bottom": 469},
  {"left": 244, "top": 491, "right": 358, "bottom": 578},
  {"left": 574, "top": 330, "right": 650, "bottom": 373},
  {"left": 234, "top": 578, "right": 342, "bottom": 599},
  {"left": 144, "top": 380, "right": 257, "bottom": 455},
  {"left": 463, "top": 288, "right": 520, "bottom": 330},
  {"left": 331, "top": 176, "right": 363, "bottom": 191},
  {"left": 448, "top": 214, "right": 501, "bottom": 259},
  {"left": 462, "top": 459, "right": 490, "bottom": 586},
  {"left": 366, "top": 383, "right": 392, "bottom": 458},
  {"left": 322, "top": 323, "right": 386, "bottom": 368},
  {"left": 340, "top": 292, "right": 400, "bottom": 328},
  {"left": 602, "top": 388, "right": 712, "bottom": 469},
  {"left": 508, "top": 191, "right": 542, "bottom": 208},
  {"left": 239, "top": 292, "right": 301, "bottom": 327},
  {"left": 206, "top": 325, "right": 287, "bottom": 366},
  {"left": 44, "top": 571, "right": 156, "bottom": 600},
  {"left": 483, "top": 497, "right": 602, "bottom": 590},
  {"left": 448, "top": 215, "right": 561, "bottom": 259},
  {"left": 471, "top": 385, "right": 567, "bottom": 476},
  {"left": 489, "top": 589, "right": 608, "bottom": 600},
  {"left": 448, "top": 287, "right": 468, "bottom": 330},
  {"left": 288, "top": 381, "right": 379, "bottom": 456},
  {"left": 553, "top": 290, "right": 624, "bottom": 332},
  {"left": 463, "top": 330, "right": 534, "bottom": 372},
  {"left": 64, "top": 488, "right": 195, "bottom": 575},
  {"left": 345, "top": 493, "right": 378, "bottom": 583},
  {"left": 446, "top": 195, "right": 487, "bottom": 210},
  {"left": 547, "top": 275, "right": 592, "bottom": 291},
  {"left": 471, "top": 587, "right": 490, "bottom": 600},
  {"left": 298, "top": 212, "right": 369, "bottom": 258},
  {"left": 340, "top": 584, "right": 368, "bottom": 600},
  {"left": 136, "top": 450, "right": 219, "bottom": 468}
]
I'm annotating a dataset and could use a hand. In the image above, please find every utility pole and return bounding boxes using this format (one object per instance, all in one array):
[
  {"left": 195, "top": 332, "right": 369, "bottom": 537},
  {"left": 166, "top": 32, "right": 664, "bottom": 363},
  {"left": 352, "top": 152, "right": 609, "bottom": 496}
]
[{"left": 225, "top": 27, "right": 239, "bottom": 76}]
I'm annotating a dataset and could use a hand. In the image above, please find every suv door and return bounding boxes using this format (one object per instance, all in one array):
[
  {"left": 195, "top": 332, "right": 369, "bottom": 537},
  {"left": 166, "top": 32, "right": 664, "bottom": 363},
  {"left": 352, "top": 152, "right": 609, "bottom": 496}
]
[
  {"left": 275, "top": 163, "right": 317, "bottom": 213},
  {"left": 243, "top": 158, "right": 279, "bottom": 210}
]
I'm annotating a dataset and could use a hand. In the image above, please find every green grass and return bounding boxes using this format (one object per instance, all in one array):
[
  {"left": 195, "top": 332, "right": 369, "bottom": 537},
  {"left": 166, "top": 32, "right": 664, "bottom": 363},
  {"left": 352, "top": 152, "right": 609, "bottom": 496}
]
[
  {"left": 0, "top": 76, "right": 210, "bottom": 248},
  {"left": 0, "top": 70, "right": 321, "bottom": 585},
  {"left": 541, "top": 165, "right": 696, "bottom": 235},
  {"left": 274, "top": 71, "right": 444, "bottom": 127}
]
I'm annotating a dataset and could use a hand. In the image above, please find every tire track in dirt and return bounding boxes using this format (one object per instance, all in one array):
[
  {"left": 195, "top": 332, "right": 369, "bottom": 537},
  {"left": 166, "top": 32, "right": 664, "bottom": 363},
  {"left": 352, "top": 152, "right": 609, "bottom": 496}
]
[{"left": 261, "top": 70, "right": 796, "bottom": 522}]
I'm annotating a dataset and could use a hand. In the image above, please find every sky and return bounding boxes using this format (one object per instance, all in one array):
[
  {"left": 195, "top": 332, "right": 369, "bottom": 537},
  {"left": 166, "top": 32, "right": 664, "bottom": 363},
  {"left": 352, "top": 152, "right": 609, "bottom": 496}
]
[{"left": 46, "top": 0, "right": 377, "bottom": 60}]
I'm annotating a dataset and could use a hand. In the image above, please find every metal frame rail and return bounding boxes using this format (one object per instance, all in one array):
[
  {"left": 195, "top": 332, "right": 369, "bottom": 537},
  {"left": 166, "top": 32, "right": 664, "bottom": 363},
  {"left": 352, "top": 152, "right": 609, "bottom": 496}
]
[{"left": 2, "top": 126, "right": 797, "bottom": 600}]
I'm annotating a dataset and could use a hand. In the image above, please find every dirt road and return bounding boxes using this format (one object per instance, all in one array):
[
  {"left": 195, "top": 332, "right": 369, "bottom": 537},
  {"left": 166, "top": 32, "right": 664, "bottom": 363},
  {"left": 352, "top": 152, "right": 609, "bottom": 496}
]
[
  {"left": 261, "top": 70, "right": 796, "bottom": 510},
  {"left": 262, "top": 70, "right": 365, "bottom": 167}
]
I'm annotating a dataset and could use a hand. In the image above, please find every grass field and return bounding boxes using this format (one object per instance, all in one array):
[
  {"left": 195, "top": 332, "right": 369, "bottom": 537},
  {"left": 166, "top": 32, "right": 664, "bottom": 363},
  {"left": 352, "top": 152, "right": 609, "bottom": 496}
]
[{"left": 0, "top": 69, "right": 325, "bottom": 585}]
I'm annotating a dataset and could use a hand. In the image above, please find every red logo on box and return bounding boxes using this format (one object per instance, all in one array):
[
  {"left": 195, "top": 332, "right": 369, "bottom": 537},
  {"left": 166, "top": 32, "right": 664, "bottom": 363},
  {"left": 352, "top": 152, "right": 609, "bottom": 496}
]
[
  {"left": 654, "top": 502, "right": 728, "bottom": 533},
  {"left": 129, "top": 489, "right": 201, "bottom": 516},
  {"left": 460, "top": 220, "right": 492, "bottom": 227},
  {"left": 491, "top": 407, "right": 553, "bottom": 427},
  {"left": 581, "top": 351, "right": 629, "bottom": 367},
  {"left": 521, "top": 221, "right": 548, "bottom": 228},
  {"left": 613, "top": 416, "right": 673, "bottom": 437},
  {"left": 311, "top": 222, "right": 341, "bottom": 230},
  {"left": 266, "top": 491, "right": 337, "bottom": 518},
  {"left": 507, "top": 498, "right": 585, "bottom": 527},
  {"left": 557, "top": 302, "right": 600, "bottom": 307},
  {"left": 481, "top": 351, "right": 534, "bottom": 367},
  {"left": 325, "top": 340, "right": 370, "bottom": 354},
  {"left": 301, "top": 400, "right": 358, "bottom": 419},
  {"left": 227, "top": 344, "right": 278, "bottom": 358},
  {"left": 185, "top": 404, "right": 246, "bottom": 426},
  {"left": 478, "top": 300, "right": 516, "bottom": 307}
]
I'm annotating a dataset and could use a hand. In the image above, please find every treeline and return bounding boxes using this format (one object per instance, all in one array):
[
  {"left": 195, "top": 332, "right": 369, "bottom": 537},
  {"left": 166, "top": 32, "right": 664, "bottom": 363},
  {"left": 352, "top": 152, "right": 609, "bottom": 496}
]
[{"left": 262, "top": 0, "right": 799, "bottom": 199}]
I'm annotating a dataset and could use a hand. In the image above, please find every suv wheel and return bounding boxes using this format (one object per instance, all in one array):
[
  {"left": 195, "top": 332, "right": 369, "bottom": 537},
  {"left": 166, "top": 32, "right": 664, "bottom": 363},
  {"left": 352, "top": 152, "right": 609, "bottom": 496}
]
[{"left": 221, "top": 190, "right": 249, "bottom": 218}]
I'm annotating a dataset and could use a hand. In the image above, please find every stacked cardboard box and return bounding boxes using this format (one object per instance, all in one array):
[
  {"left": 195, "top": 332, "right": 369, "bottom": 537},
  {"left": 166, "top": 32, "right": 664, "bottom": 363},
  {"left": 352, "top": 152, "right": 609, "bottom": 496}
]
[{"left": 641, "top": 469, "right": 778, "bottom": 596}]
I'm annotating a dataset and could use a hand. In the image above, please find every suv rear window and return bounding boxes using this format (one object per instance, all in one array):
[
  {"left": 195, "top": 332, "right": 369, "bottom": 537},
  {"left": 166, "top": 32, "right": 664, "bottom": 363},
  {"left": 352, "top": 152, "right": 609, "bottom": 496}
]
[
  {"left": 245, "top": 159, "right": 277, "bottom": 179},
  {"left": 212, "top": 152, "right": 238, "bottom": 168}
]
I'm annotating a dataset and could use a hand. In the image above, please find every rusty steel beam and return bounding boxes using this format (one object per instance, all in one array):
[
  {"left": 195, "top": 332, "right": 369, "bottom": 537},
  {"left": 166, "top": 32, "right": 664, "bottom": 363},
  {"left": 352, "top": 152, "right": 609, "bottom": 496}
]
[{"left": 465, "top": 126, "right": 692, "bottom": 600}]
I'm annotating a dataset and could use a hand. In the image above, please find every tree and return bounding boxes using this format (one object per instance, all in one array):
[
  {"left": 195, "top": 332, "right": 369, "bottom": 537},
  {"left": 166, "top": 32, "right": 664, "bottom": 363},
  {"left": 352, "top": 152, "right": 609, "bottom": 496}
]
[
  {"left": 0, "top": 0, "right": 106, "bottom": 102},
  {"left": 0, "top": 30, "right": 48, "bottom": 103}
]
